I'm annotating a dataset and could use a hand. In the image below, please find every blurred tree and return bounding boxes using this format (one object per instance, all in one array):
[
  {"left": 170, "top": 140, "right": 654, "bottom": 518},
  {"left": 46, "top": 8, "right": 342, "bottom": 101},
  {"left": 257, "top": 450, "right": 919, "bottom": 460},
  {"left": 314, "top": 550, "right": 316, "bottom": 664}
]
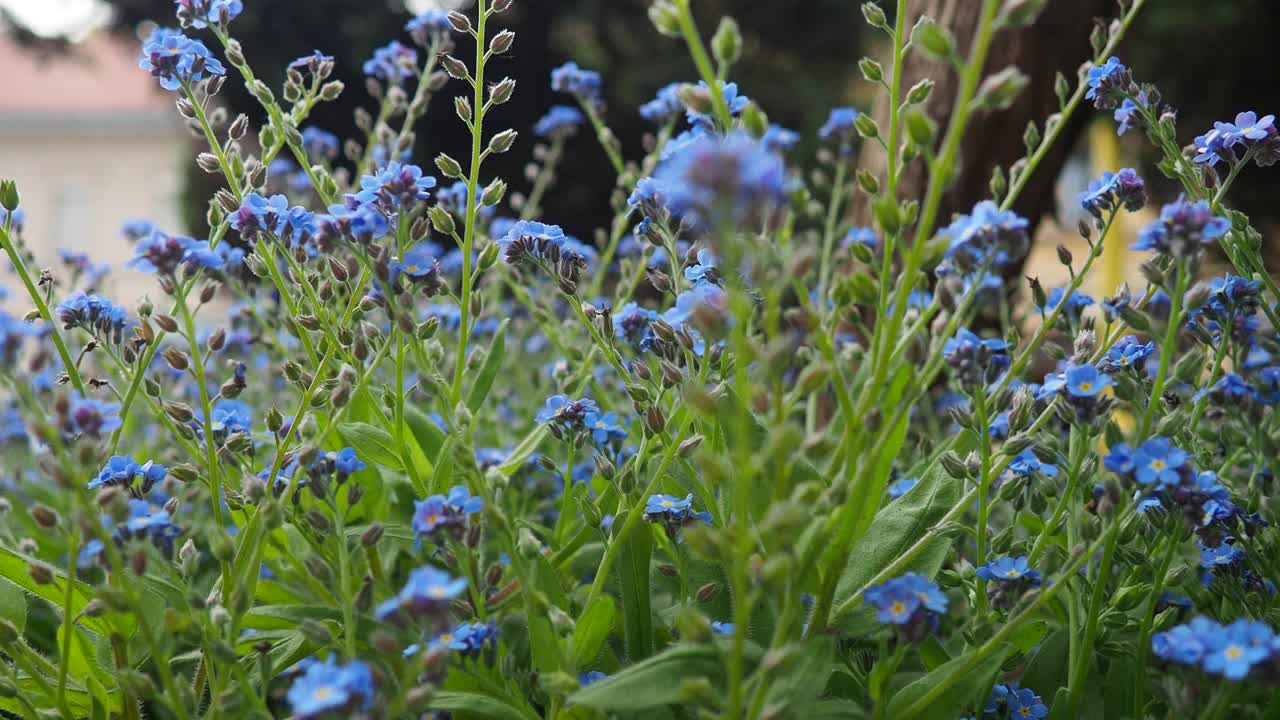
[
  {"left": 25, "top": 0, "right": 1260, "bottom": 244},
  {"left": 86, "top": 0, "right": 870, "bottom": 236},
  {"left": 852, "top": 0, "right": 1111, "bottom": 252}
]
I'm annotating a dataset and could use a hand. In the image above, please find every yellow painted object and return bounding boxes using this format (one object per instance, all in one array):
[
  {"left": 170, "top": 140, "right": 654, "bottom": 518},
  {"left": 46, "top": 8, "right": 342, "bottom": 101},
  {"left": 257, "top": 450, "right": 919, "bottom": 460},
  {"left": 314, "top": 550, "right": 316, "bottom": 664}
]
[
  {"left": 1089, "top": 122, "right": 1135, "bottom": 437},
  {"left": 1089, "top": 120, "right": 1127, "bottom": 300}
]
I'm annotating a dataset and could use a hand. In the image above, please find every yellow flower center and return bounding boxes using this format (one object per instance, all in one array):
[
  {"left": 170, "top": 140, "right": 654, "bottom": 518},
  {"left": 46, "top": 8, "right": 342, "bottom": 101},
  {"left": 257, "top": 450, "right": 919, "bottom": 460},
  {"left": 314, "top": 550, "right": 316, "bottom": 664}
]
[
  {"left": 1006, "top": 569, "right": 1020, "bottom": 577},
  {"left": 313, "top": 686, "right": 334, "bottom": 700},
  {"left": 661, "top": 500, "right": 673, "bottom": 508},
  {"left": 890, "top": 601, "right": 907, "bottom": 615},
  {"left": 428, "top": 585, "right": 448, "bottom": 598},
  {"left": 1150, "top": 459, "right": 1167, "bottom": 471},
  {"left": 1226, "top": 645, "right": 1244, "bottom": 660},
  {"left": 1078, "top": 382, "right": 1093, "bottom": 393},
  {"left": 439, "top": 634, "right": 453, "bottom": 644}
]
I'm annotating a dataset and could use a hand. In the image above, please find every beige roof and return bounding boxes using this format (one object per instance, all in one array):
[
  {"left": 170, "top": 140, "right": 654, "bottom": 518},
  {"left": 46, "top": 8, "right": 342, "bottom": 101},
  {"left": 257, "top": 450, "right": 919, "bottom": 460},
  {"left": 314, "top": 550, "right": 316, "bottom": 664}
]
[{"left": 0, "top": 31, "right": 168, "bottom": 113}]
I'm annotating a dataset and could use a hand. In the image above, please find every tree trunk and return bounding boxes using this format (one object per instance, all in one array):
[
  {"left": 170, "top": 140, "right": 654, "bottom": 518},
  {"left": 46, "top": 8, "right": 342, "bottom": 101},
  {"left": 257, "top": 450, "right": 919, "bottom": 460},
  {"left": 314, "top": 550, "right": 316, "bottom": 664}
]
[{"left": 853, "top": 0, "right": 1113, "bottom": 248}]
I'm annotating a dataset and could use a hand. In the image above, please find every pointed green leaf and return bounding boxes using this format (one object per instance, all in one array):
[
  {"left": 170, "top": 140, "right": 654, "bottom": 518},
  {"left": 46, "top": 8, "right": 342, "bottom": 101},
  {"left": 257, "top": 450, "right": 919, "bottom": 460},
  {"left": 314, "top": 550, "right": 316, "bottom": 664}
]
[
  {"left": 568, "top": 644, "right": 724, "bottom": 712},
  {"left": 337, "top": 422, "right": 405, "bottom": 471},
  {"left": 466, "top": 319, "right": 509, "bottom": 413},
  {"left": 571, "top": 595, "right": 616, "bottom": 670}
]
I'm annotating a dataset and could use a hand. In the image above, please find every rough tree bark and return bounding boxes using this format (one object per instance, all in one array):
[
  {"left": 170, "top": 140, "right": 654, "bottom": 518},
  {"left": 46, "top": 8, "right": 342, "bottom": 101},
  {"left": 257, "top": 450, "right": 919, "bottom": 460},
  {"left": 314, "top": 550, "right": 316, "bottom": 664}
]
[{"left": 853, "top": 0, "right": 1113, "bottom": 251}]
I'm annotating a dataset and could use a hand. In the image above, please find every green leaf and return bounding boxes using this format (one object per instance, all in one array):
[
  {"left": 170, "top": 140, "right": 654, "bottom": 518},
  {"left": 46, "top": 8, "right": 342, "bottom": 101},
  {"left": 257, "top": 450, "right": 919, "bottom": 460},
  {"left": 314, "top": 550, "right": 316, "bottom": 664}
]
[
  {"left": 0, "top": 546, "right": 123, "bottom": 637},
  {"left": 337, "top": 422, "right": 405, "bottom": 471},
  {"left": 528, "top": 615, "right": 562, "bottom": 675},
  {"left": 1011, "top": 619, "right": 1049, "bottom": 654},
  {"left": 810, "top": 699, "right": 870, "bottom": 719},
  {"left": 567, "top": 644, "right": 724, "bottom": 712},
  {"left": 571, "top": 595, "right": 616, "bottom": 670},
  {"left": 1019, "top": 629, "right": 1068, "bottom": 705},
  {"left": 919, "top": 635, "right": 951, "bottom": 671},
  {"left": 59, "top": 624, "right": 115, "bottom": 687},
  {"left": 466, "top": 319, "right": 509, "bottom": 413},
  {"left": 405, "top": 406, "right": 446, "bottom": 462},
  {"left": 0, "top": 577, "right": 27, "bottom": 633},
  {"left": 832, "top": 462, "right": 962, "bottom": 634},
  {"left": 884, "top": 644, "right": 1011, "bottom": 718},
  {"left": 233, "top": 507, "right": 268, "bottom": 611},
  {"left": 766, "top": 636, "right": 834, "bottom": 710},
  {"left": 617, "top": 513, "right": 654, "bottom": 661},
  {"left": 430, "top": 691, "right": 533, "bottom": 720},
  {"left": 432, "top": 436, "right": 457, "bottom": 495}
]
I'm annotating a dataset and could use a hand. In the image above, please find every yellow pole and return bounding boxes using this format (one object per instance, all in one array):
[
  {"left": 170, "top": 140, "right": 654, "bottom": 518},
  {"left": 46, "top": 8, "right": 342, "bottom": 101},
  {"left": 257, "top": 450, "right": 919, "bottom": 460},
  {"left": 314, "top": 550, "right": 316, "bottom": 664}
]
[{"left": 1089, "top": 120, "right": 1126, "bottom": 299}]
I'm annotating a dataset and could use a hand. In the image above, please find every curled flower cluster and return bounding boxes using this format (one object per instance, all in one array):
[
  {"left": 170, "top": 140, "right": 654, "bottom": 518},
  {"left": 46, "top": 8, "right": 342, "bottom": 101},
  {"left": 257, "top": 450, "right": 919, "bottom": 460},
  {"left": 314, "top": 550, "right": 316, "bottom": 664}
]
[
  {"left": 174, "top": 0, "right": 242, "bottom": 29},
  {"left": 980, "top": 683, "right": 1050, "bottom": 719},
  {"left": 864, "top": 572, "right": 948, "bottom": 641},
  {"left": 88, "top": 456, "right": 168, "bottom": 495},
  {"left": 943, "top": 329, "right": 1009, "bottom": 387},
  {"left": 649, "top": 131, "right": 788, "bottom": 231},
  {"left": 363, "top": 41, "right": 418, "bottom": 85},
  {"left": 498, "top": 221, "right": 589, "bottom": 292},
  {"left": 1078, "top": 167, "right": 1146, "bottom": 221},
  {"left": 138, "top": 29, "right": 226, "bottom": 91},
  {"left": 551, "top": 61, "right": 602, "bottom": 103},
  {"left": 55, "top": 292, "right": 128, "bottom": 345},
  {"left": 1085, "top": 56, "right": 1136, "bottom": 111},
  {"left": 937, "top": 201, "right": 1030, "bottom": 277},
  {"left": 1191, "top": 112, "right": 1280, "bottom": 168},
  {"left": 1132, "top": 196, "right": 1230, "bottom": 258},
  {"left": 534, "top": 105, "right": 585, "bottom": 139}
]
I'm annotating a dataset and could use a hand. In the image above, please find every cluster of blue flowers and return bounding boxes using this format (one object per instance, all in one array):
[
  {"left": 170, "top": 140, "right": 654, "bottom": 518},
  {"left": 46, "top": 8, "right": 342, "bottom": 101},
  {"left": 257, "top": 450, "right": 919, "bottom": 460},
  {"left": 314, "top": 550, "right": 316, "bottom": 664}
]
[
  {"left": 286, "top": 656, "right": 374, "bottom": 718},
  {"left": 864, "top": 572, "right": 948, "bottom": 640},
  {"left": 375, "top": 565, "right": 468, "bottom": 621},
  {"left": 978, "top": 683, "right": 1050, "bottom": 719},
  {"left": 174, "top": 0, "right": 242, "bottom": 29},
  {"left": 131, "top": 228, "right": 243, "bottom": 275},
  {"left": 363, "top": 41, "right": 418, "bottom": 85},
  {"left": 12, "top": 0, "right": 1280, "bottom": 717},
  {"left": 943, "top": 329, "right": 1009, "bottom": 387},
  {"left": 88, "top": 455, "right": 168, "bottom": 494},
  {"left": 649, "top": 131, "right": 789, "bottom": 231},
  {"left": 55, "top": 293, "right": 128, "bottom": 345},
  {"left": 551, "top": 61, "right": 603, "bottom": 104},
  {"left": 936, "top": 201, "right": 1030, "bottom": 283},
  {"left": 412, "top": 485, "right": 484, "bottom": 546},
  {"left": 534, "top": 105, "right": 585, "bottom": 139},
  {"left": 1153, "top": 617, "right": 1280, "bottom": 680},
  {"left": 1132, "top": 196, "right": 1230, "bottom": 258},
  {"left": 1191, "top": 112, "right": 1280, "bottom": 168},
  {"left": 138, "top": 28, "right": 226, "bottom": 91},
  {"left": 643, "top": 493, "right": 712, "bottom": 535}
]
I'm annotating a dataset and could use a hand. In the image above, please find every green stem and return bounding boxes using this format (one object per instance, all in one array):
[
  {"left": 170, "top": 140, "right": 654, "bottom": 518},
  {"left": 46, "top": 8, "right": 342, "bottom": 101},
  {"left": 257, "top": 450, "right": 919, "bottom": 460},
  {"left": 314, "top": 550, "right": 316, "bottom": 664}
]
[
  {"left": 0, "top": 223, "right": 86, "bottom": 395},
  {"left": 55, "top": 528, "right": 78, "bottom": 710},
  {"left": 1133, "top": 533, "right": 1179, "bottom": 715},
  {"left": 973, "top": 389, "right": 993, "bottom": 616},
  {"left": 451, "top": 0, "right": 491, "bottom": 407},
  {"left": 1000, "top": 0, "right": 1146, "bottom": 211},
  {"left": 174, "top": 288, "right": 231, "bottom": 598},
  {"left": 333, "top": 500, "right": 357, "bottom": 660},
  {"left": 896, "top": 507, "right": 1135, "bottom": 719},
  {"left": 1065, "top": 517, "right": 1118, "bottom": 715},
  {"left": 674, "top": 0, "right": 734, "bottom": 131},
  {"left": 1138, "top": 258, "right": 1188, "bottom": 439}
]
